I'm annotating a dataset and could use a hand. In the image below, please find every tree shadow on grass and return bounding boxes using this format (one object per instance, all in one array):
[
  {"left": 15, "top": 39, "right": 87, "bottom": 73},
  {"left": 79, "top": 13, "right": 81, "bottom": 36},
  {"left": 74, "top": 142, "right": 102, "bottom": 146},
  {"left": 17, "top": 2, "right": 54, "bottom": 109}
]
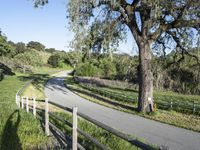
[
  {"left": 17, "top": 74, "right": 50, "bottom": 94},
  {"left": 0, "top": 110, "right": 22, "bottom": 150}
]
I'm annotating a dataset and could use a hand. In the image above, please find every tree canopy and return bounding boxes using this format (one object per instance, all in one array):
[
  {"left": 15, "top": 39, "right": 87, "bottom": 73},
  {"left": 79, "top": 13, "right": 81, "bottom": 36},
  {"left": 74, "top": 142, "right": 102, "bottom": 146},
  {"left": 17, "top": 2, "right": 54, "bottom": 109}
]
[{"left": 27, "top": 41, "right": 45, "bottom": 51}]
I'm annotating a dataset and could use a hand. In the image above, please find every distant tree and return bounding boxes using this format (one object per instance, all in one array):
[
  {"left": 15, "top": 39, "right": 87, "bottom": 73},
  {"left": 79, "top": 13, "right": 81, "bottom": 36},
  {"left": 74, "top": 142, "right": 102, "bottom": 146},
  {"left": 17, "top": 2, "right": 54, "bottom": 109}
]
[
  {"left": 7, "top": 41, "right": 15, "bottom": 47},
  {"left": 14, "top": 50, "right": 43, "bottom": 73},
  {"left": 0, "top": 34, "right": 15, "bottom": 57},
  {"left": 45, "top": 48, "right": 56, "bottom": 53},
  {"left": 27, "top": 41, "right": 45, "bottom": 51},
  {"left": 64, "top": 51, "right": 82, "bottom": 68},
  {"left": 15, "top": 42, "right": 27, "bottom": 54},
  {"left": 48, "top": 53, "right": 62, "bottom": 68}
]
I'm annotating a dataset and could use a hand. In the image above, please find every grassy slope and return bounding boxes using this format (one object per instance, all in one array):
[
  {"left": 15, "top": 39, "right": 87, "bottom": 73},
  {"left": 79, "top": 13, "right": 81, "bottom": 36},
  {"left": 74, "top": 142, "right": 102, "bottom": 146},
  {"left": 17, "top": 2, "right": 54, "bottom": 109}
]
[
  {"left": 65, "top": 77, "right": 200, "bottom": 132},
  {"left": 0, "top": 75, "right": 48, "bottom": 150}
]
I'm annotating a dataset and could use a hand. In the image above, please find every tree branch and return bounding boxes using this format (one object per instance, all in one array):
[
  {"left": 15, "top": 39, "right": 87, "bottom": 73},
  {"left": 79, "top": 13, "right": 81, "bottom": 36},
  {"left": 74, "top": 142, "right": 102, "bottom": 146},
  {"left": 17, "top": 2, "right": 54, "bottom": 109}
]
[
  {"left": 166, "top": 30, "right": 200, "bottom": 64},
  {"left": 171, "top": 19, "right": 200, "bottom": 29}
]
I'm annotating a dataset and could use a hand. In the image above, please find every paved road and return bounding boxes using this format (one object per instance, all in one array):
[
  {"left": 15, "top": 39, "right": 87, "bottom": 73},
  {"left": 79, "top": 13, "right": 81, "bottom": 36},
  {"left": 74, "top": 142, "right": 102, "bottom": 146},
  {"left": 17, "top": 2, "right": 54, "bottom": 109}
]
[{"left": 45, "top": 71, "right": 200, "bottom": 150}]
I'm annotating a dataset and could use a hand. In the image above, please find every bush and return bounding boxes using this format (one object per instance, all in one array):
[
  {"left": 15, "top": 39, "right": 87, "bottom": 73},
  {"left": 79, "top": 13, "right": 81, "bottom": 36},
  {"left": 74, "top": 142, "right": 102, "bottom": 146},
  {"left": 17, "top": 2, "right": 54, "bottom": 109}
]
[
  {"left": 13, "top": 50, "right": 42, "bottom": 73},
  {"left": 14, "top": 50, "right": 43, "bottom": 67},
  {"left": 58, "top": 60, "right": 72, "bottom": 69},
  {"left": 48, "top": 53, "right": 61, "bottom": 68},
  {"left": 99, "top": 59, "right": 116, "bottom": 79},
  {"left": 75, "top": 62, "right": 103, "bottom": 77}
]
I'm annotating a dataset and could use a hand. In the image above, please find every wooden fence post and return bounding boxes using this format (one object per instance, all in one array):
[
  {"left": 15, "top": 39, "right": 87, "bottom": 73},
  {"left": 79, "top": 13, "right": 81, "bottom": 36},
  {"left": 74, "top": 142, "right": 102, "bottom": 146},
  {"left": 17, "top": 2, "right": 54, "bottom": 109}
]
[
  {"left": 170, "top": 99, "right": 173, "bottom": 109},
  {"left": 33, "top": 97, "right": 36, "bottom": 117},
  {"left": 15, "top": 94, "right": 18, "bottom": 104},
  {"left": 26, "top": 97, "right": 29, "bottom": 112},
  {"left": 17, "top": 96, "right": 20, "bottom": 108},
  {"left": 45, "top": 98, "right": 50, "bottom": 136},
  {"left": 72, "top": 107, "right": 78, "bottom": 150},
  {"left": 193, "top": 101, "right": 196, "bottom": 113},
  {"left": 22, "top": 96, "right": 24, "bottom": 109}
]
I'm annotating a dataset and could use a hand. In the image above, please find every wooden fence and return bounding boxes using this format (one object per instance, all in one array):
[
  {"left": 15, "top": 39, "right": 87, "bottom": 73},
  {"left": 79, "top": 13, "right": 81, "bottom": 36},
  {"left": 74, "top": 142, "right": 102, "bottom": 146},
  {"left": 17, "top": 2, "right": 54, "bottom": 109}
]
[{"left": 15, "top": 94, "right": 168, "bottom": 150}]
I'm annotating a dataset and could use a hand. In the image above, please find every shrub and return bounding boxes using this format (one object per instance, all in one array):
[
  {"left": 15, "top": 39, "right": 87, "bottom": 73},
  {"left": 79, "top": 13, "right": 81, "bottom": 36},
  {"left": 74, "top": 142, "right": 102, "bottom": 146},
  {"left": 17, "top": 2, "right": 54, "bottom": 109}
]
[
  {"left": 48, "top": 53, "right": 61, "bottom": 67},
  {"left": 13, "top": 50, "right": 42, "bottom": 73},
  {"left": 14, "top": 50, "right": 43, "bottom": 67},
  {"left": 58, "top": 60, "right": 72, "bottom": 69},
  {"left": 99, "top": 59, "right": 116, "bottom": 79},
  {"left": 75, "top": 62, "right": 103, "bottom": 77}
]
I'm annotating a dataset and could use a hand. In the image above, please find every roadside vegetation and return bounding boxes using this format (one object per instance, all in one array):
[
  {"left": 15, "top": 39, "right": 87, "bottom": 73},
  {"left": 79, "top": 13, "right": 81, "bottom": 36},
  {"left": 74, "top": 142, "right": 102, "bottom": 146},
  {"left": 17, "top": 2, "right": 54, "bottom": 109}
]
[
  {"left": 65, "top": 76, "right": 200, "bottom": 132},
  {"left": 48, "top": 110, "right": 149, "bottom": 150}
]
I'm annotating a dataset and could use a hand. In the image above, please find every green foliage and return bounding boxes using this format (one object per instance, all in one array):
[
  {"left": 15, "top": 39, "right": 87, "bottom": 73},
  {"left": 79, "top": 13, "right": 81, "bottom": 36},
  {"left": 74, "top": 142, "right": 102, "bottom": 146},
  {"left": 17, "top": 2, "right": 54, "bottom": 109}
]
[
  {"left": 13, "top": 50, "right": 43, "bottom": 73},
  {"left": 153, "top": 48, "right": 200, "bottom": 95},
  {"left": 14, "top": 50, "right": 43, "bottom": 67},
  {"left": 0, "top": 35, "right": 15, "bottom": 57},
  {"left": 74, "top": 54, "right": 138, "bottom": 80},
  {"left": 45, "top": 48, "right": 56, "bottom": 53},
  {"left": 15, "top": 42, "right": 27, "bottom": 54},
  {"left": 47, "top": 53, "right": 61, "bottom": 67},
  {"left": 63, "top": 51, "right": 82, "bottom": 68},
  {"left": 48, "top": 51, "right": 82, "bottom": 68},
  {"left": 115, "top": 55, "right": 138, "bottom": 82},
  {"left": 27, "top": 41, "right": 45, "bottom": 51},
  {"left": 75, "top": 62, "right": 103, "bottom": 77},
  {"left": 99, "top": 58, "right": 116, "bottom": 79}
]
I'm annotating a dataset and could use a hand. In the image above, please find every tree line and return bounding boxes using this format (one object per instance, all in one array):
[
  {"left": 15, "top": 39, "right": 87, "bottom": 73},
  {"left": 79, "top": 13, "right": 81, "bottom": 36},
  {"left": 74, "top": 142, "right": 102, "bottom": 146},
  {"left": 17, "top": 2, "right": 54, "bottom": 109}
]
[
  {"left": 0, "top": 29, "right": 60, "bottom": 79},
  {"left": 1, "top": 27, "right": 199, "bottom": 96}
]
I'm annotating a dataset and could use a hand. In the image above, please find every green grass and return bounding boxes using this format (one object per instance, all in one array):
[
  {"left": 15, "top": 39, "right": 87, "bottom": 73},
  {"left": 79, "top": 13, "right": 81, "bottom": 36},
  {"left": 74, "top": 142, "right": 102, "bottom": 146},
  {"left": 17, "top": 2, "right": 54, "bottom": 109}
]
[
  {"left": 73, "top": 82, "right": 200, "bottom": 115},
  {"left": 49, "top": 110, "right": 154, "bottom": 150},
  {"left": 33, "top": 66, "right": 66, "bottom": 75},
  {"left": 0, "top": 75, "right": 48, "bottom": 150},
  {"left": 97, "top": 86, "right": 200, "bottom": 103},
  {"left": 65, "top": 76, "right": 200, "bottom": 132},
  {"left": 22, "top": 66, "right": 67, "bottom": 99}
]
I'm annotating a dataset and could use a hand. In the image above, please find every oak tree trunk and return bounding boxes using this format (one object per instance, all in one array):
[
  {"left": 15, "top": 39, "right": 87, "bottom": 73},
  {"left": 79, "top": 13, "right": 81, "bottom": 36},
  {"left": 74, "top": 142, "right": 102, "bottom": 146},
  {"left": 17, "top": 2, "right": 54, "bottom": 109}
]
[{"left": 137, "top": 37, "right": 154, "bottom": 112}]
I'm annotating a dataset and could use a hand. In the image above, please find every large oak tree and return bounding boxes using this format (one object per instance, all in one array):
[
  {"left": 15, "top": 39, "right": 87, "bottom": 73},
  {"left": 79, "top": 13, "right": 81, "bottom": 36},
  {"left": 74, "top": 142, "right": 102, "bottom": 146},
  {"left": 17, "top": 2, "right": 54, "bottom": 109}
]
[{"left": 33, "top": 0, "right": 200, "bottom": 112}]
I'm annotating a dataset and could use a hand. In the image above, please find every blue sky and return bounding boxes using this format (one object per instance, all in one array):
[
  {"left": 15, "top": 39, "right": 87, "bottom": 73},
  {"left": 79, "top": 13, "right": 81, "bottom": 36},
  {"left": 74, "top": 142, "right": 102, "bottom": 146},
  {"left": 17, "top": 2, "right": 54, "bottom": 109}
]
[{"left": 0, "top": 0, "right": 136, "bottom": 54}]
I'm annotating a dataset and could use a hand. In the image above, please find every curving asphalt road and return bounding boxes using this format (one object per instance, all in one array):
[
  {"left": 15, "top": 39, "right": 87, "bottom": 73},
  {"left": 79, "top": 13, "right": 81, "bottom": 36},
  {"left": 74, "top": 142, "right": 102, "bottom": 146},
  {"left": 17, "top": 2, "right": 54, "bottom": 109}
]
[{"left": 45, "top": 71, "right": 200, "bottom": 150}]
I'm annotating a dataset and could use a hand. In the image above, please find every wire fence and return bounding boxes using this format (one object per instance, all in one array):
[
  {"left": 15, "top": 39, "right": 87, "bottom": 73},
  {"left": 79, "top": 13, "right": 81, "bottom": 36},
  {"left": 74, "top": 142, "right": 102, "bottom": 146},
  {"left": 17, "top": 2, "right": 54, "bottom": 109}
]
[{"left": 74, "top": 84, "right": 200, "bottom": 116}]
